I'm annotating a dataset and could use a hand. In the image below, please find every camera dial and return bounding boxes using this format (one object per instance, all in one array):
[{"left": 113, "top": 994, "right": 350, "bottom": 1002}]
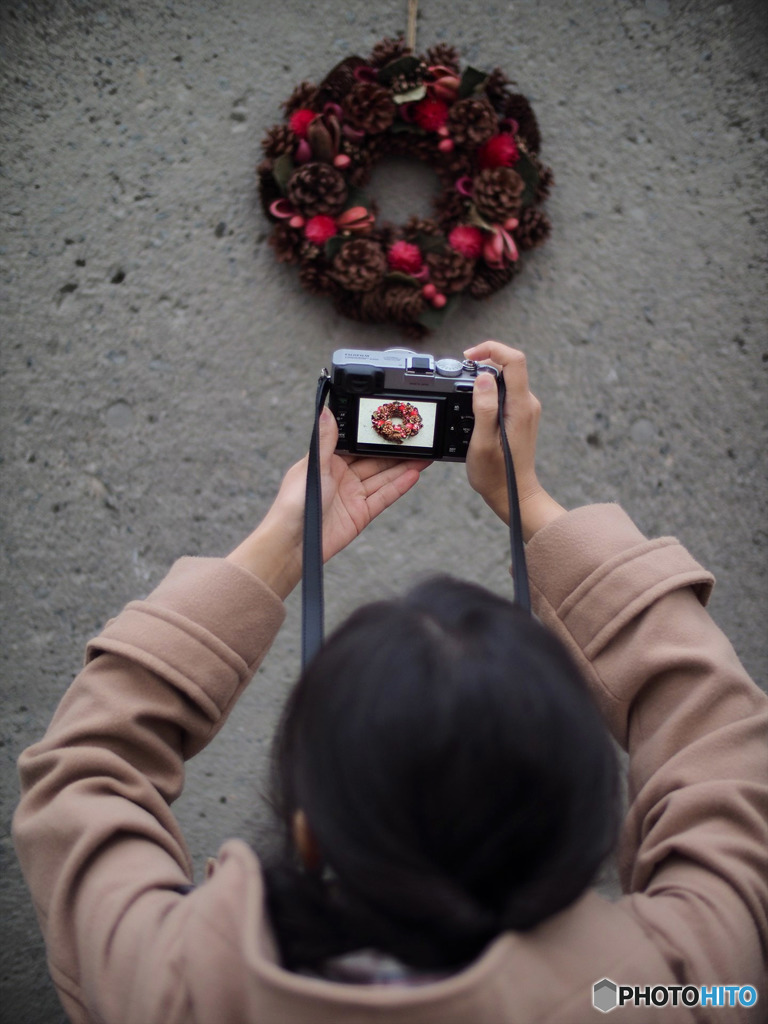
[{"left": 435, "top": 358, "right": 464, "bottom": 378}]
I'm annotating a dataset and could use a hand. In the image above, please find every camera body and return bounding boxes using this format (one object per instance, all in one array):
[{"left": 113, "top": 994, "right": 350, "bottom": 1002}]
[{"left": 328, "top": 348, "right": 496, "bottom": 462}]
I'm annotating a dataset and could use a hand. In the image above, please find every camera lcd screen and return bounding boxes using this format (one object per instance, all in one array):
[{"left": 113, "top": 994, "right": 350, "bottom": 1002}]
[{"left": 356, "top": 396, "right": 439, "bottom": 451}]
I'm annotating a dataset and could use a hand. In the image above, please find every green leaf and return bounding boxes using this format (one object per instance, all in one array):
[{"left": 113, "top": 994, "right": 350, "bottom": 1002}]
[
  {"left": 514, "top": 151, "right": 540, "bottom": 208},
  {"left": 418, "top": 294, "right": 460, "bottom": 331},
  {"left": 324, "top": 235, "right": 346, "bottom": 261},
  {"left": 272, "top": 153, "right": 295, "bottom": 194},
  {"left": 390, "top": 120, "right": 427, "bottom": 135},
  {"left": 467, "top": 203, "right": 495, "bottom": 232},
  {"left": 385, "top": 271, "right": 421, "bottom": 286},
  {"left": 458, "top": 66, "right": 489, "bottom": 99},
  {"left": 393, "top": 84, "right": 427, "bottom": 105},
  {"left": 344, "top": 186, "right": 371, "bottom": 210},
  {"left": 416, "top": 231, "right": 447, "bottom": 254},
  {"left": 377, "top": 55, "right": 421, "bottom": 85}
]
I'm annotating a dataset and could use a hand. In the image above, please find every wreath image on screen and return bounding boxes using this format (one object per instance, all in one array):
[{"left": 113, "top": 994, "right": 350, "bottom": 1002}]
[
  {"left": 257, "top": 37, "right": 554, "bottom": 337},
  {"left": 371, "top": 400, "right": 424, "bottom": 443}
]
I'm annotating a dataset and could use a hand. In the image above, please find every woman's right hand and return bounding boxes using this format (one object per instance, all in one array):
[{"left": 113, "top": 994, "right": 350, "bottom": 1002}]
[{"left": 464, "top": 340, "right": 566, "bottom": 541}]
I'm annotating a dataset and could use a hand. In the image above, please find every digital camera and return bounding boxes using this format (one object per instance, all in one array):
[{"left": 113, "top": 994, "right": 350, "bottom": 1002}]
[{"left": 328, "top": 348, "right": 497, "bottom": 462}]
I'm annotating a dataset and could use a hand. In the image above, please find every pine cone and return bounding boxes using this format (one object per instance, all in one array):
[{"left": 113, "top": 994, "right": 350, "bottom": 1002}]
[
  {"left": 370, "top": 222, "right": 400, "bottom": 250},
  {"left": 447, "top": 97, "right": 497, "bottom": 148},
  {"left": 425, "top": 43, "right": 460, "bottom": 72},
  {"left": 369, "top": 36, "right": 411, "bottom": 68},
  {"left": 473, "top": 167, "right": 524, "bottom": 222},
  {"left": 257, "top": 160, "right": 282, "bottom": 217},
  {"left": 343, "top": 82, "right": 396, "bottom": 134},
  {"left": 330, "top": 238, "right": 387, "bottom": 291},
  {"left": 382, "top": 283, "right": 425, "bottom": 323},
  {"left": 338, "top": 137, "right": 374, "bottom": 188},
  {"left": 534, "top": 161, "right": 554, "bottom": 202},
  {"left": 261, "top": 124, "right": 294, "bottom": 159},
  {"left": 362, "top": 132, "right": 389, "bottom": 165},
  {"left": 316, "top": 56, "right": 368, "bottom": 105},
  {"left": 287, "top": 163, "right": 348, "bottom": 217},
  {"left": 333, "top": 287, "right": 389, "bottom": 323},
  {"left": 436, "top": 147, "right": 474, "bottom": 181},
  {"left": 433, "top": 188, "right": 469, "bottom": 230},
  {"left": 468, "top": 262, "right": 517, "bottom": 299},
  {"left": 403, "top": 216, "right": 442, "bottom": 242},
  {"left": 503, "top": 93, "right": 541, "bottom": 153},
  {"left": 426, "top": 249, "right": 474, "bottom": 293},
  {"left": 514, "top": 208, "right": 552, "bottom": 250},
  {"left": 268, "top": 224, "right": 302, "bottom": 265},
  {"left": 347, "top": 158, "right": 374, "bottom": 188},
  {"left": 385, "top": 132, "right": 432, "bottom": 161},
  {"left": 299, "top": 259, "right": 338, "bottom": 296},
  {"left": 400, "top": 321, "right": 430, "bottom": 341},
  {"left": 283, "top": 81, "right": 319, "bottom": 115},
  {"left": 484, "top": 68, "right": 513, "bottom": 110}
]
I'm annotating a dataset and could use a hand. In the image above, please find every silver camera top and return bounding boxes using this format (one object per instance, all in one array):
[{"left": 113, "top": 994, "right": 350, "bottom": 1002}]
[{"left": 330, "top": 347, "right": 495, "bottom": 396}]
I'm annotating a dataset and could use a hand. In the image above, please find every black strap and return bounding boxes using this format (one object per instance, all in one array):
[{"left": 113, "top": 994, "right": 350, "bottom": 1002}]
[
  {"left": 495, "top": 372, "right": 531, "bottom": 611},
  {"left": 302, "top": 374, "right": 331, "bottom": 667},
  {"left": 301, "top": 370, "right": 530, "bottom": 668}
]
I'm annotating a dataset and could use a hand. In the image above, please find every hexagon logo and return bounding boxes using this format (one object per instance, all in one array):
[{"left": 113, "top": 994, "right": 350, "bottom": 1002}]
[{"left": 593, "top": 978, "right": 618, "bottom": 1013}]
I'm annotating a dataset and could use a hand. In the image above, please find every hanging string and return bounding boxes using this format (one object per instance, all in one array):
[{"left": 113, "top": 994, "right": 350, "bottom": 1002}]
[{"left": 406, "top": 0, "right": 418, "bottom": 51}]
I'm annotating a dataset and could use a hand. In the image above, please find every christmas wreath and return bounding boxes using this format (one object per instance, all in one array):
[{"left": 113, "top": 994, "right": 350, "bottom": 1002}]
[
  {"left": 371, "top": 400, "right": 424, "bottom": 443},
  {"left": 257, "top": 37, "right": 554, "bottom": 337}
]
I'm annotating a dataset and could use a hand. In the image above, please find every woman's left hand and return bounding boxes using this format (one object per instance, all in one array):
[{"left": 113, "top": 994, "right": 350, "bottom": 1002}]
[{"left": 227, "top": 407, "right": 429, "bottom": 597}]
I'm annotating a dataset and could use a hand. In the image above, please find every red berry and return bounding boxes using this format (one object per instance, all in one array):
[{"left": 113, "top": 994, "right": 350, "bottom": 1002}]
[
  {"left": 477, "top": 133, "right": 520, "bottom": 170},
  {"left": 448, "top": 225, "right": 484, "bottom": 259},
  {"left": 289, "top": 108, "right": 317, "bottom": 139},
  {"left": 387, "top": 241, "right": 423, "bottom": 275},
  {"left": 433, "top": 292, "right": 447, "bottom": 309},
  {"left": 422, "top": 282, "right": 437, "bottom": 300}
]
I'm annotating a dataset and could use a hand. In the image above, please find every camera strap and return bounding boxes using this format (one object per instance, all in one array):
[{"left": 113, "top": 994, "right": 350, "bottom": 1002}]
[
  {"left": 495, "top": 371, "right": 531, "bottom": 611},
  {"left": 302, "top": 370, "right": 530, "bottom": 668},
  {"left": 302, "top": 372, "right": 331, "bottom": 667}
]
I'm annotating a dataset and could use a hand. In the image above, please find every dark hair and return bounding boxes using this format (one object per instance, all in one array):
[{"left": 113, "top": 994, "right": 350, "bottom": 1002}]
[{"left": 264, "top": 576, "right": 619, "bottom": 972}]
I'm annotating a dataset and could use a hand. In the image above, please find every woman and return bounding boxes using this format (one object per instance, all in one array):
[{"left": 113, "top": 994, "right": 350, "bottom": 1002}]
[{"left": 14, "top": 342, "right": 767, "bottom": 1022}]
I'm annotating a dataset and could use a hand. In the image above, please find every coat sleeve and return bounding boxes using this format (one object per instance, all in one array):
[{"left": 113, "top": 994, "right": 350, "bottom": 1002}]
[
  {"left": 12, "top": 556, "right": 286, "bottom": 1024},
  {"left": 526, "top": 504, "right": 768, "bottom": 989}
]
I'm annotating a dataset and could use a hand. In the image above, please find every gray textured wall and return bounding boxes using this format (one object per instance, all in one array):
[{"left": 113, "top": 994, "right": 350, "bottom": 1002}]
[{"left": 1, "top": 1, "right": 765, "bottom": 1019}]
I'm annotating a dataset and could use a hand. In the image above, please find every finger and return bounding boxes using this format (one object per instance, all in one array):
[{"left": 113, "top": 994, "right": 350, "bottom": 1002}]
[
  {"left": 464, "top": 341, "right": 531, "bottom": 403},
  {"left": 364, "top": 466, "right": 424, "bottom": 520},
  {"left": 318, "top": 406, "right": 339, "bottom": 466},
  {"left": 348, "top": 454, "right": 429, "bottom": 483},
  {"left": 359, "top": 458, "right": 430, "bottom": 496},
  {"left": 469, "top": 371, "right": 501, "bottom": 455}
]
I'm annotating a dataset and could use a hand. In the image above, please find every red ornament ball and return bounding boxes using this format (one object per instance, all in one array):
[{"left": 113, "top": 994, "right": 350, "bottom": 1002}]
[
  {"left": 448, "top": 224, "right": 484, "bottom": 259},
  {"left": 289, "top": 108, "right": 316, "bottom": 139},
  {"left": 387, "top": 240, "right": 423, "bottom": 274},
  {"left": 304, "top": 215, "right": 338, "bottom": 245},
  {"left": 413, "top": 97, "right": 450, "bottom": 132},
  {"left": 478, "top": 133, "right": 520, "bottom": 170}
]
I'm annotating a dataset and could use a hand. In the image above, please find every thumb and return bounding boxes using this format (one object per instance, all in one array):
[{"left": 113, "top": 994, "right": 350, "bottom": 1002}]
[
  {"left": 470, "top": 372, "right": 500, "bottom": 452},
  {"left": 318, "top": 406, "right": 339, "bottom": 467}
]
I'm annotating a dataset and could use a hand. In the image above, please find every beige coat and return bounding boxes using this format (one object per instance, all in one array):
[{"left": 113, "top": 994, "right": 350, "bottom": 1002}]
[{"left": 13, "top": 504, "right": 768, "bottom": 1022}]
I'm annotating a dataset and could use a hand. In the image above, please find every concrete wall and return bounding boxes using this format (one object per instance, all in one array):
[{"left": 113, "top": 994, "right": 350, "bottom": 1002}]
[{"left": 1, "top": 1, "right": 765, "bottom": 1019}]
